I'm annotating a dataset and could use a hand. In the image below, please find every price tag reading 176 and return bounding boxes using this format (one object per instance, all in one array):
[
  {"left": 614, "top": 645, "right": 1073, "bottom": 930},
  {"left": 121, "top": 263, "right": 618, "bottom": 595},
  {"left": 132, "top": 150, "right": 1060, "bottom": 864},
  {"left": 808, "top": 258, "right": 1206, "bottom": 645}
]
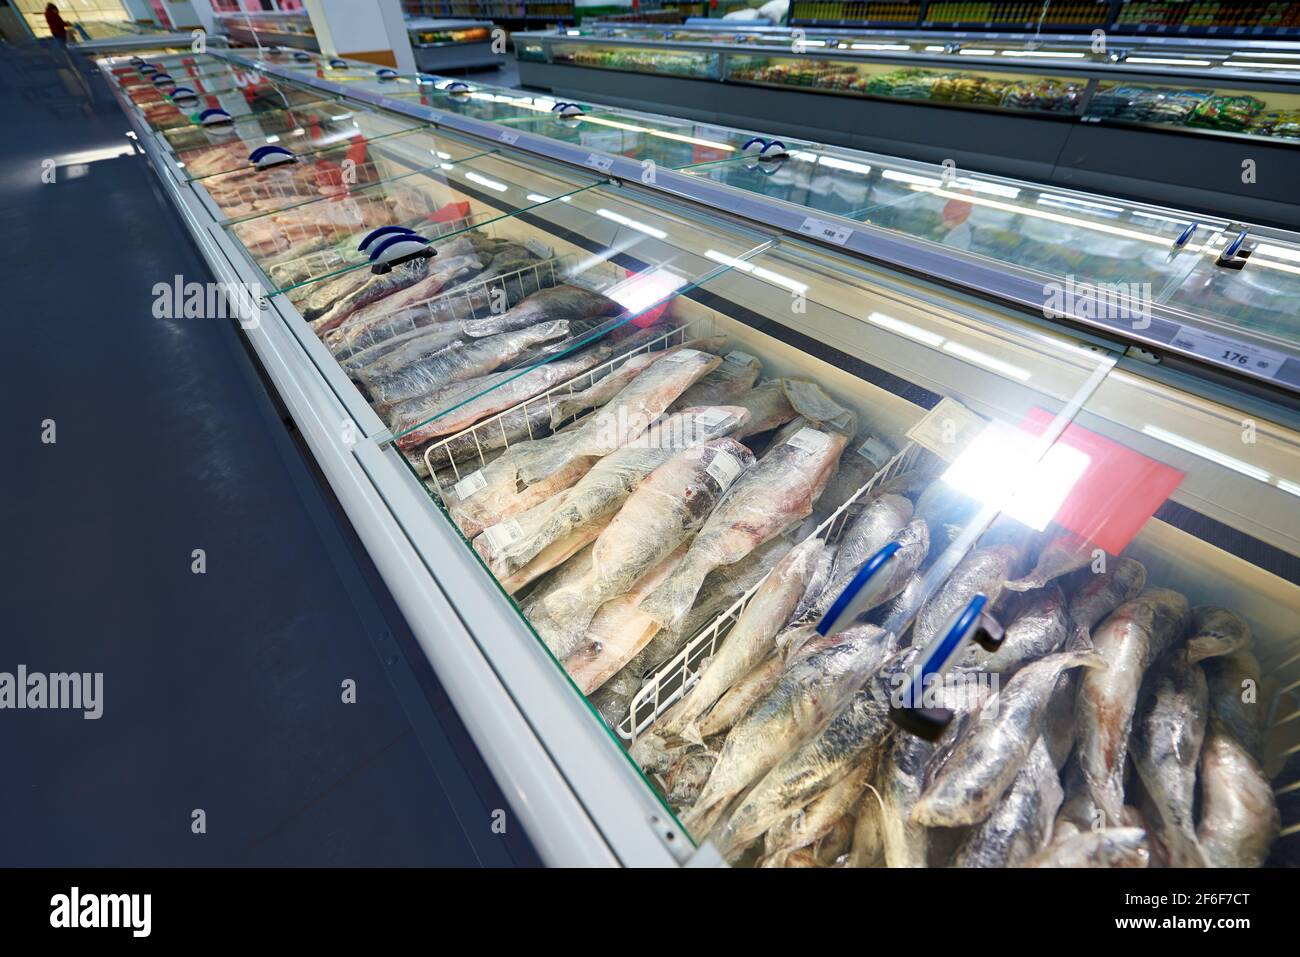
[
  {"left": 585, "top": 153, "right": 614, "bottom": 173},
  {"left": 798, "top": 216, "right": 853, "bottom": 246},
  {"left": 1169, "top": 325, "right": 1288, "bottom": 380}
]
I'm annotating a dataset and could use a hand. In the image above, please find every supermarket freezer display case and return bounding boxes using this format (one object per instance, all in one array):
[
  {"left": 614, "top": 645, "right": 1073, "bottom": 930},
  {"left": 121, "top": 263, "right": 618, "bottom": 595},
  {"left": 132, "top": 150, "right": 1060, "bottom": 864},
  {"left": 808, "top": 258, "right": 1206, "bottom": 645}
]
[
  {"left": 406, "top": 18, "right": 499, "bottom": 71},
  {"left": 98, "top": 48, "right": 1300, "bottom": 867},
  {"left": 217, "top": 11, "right": 320, "bottom": 53},
  {"left": 514, "top": 25, "right": 1300, "bottom": 225}
]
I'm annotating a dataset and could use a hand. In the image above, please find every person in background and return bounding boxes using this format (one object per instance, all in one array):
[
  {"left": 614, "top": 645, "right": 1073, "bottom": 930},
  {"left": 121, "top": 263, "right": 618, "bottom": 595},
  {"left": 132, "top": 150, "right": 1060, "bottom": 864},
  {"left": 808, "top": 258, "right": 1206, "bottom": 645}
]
[{"left": 44, "top": 3, "right": 68, "bottom": 43}]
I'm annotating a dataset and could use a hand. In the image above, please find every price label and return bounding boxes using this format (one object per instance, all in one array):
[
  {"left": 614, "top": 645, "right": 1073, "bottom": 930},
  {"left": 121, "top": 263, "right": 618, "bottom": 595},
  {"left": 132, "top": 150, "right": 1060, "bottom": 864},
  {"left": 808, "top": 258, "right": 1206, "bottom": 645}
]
[
  {"left": 857, "top": 436, "right": 895, "bottom": 469},
  {"left": 695, "top": 407, "right": 736, "bottom": 428},
  {"left": 497, "top": 130, "right": 519, "bottom": 145},
  {"left": 798, "top": 216, "right": 853, "bottom": 246},
  {"left": 482, "top": 519, "right": 523, "bottom": 551},
  {"left": 585, "top": 152, "right": 614, "bottom": 173},
  {"left": 452, "top": 469, "right": 488, "bottom": 500},
  {"left": 786, "top": 427, "right": 831, "bottom": 455},
  {"left": 706, "top": 450, "right": 744, "bottom": 489},
  {"left": 1169, "top": 326, "right": 1287, "bottom": 379}
]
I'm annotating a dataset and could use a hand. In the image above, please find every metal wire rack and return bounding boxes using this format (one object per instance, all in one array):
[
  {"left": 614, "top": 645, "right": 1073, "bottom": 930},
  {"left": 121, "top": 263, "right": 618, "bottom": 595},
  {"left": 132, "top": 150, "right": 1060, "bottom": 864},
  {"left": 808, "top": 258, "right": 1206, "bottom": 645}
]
[
  {"left": 619, "top": 440, "right": 929, "bottom": 742},
  {"left": 421, "top": 312, "right": 715, "bottom": 482}
]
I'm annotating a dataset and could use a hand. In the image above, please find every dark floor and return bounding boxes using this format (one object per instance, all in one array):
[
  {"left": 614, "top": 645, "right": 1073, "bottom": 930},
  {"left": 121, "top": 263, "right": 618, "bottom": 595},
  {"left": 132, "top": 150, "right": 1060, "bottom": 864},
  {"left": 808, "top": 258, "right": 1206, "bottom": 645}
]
[{"left": 0, "top": 39, "right": 539, "bottom": 867}]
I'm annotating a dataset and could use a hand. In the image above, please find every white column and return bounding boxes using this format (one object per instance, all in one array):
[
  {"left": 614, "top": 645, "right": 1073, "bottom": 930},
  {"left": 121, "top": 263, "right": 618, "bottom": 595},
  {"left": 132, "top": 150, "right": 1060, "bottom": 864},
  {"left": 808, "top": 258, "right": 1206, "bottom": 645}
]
[
  {"left": 175, "top": 0, "right": 219, "bottom": 34},
  {"left": 303, "top": 0, "right": 416, "bottom": 73}
]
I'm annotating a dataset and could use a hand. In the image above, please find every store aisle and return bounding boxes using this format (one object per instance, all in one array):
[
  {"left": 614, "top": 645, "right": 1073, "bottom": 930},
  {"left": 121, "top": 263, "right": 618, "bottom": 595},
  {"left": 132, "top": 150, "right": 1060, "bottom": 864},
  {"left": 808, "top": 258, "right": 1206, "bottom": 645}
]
[{"left": 0, "top": 42, "right": 539, "bottom": 867}]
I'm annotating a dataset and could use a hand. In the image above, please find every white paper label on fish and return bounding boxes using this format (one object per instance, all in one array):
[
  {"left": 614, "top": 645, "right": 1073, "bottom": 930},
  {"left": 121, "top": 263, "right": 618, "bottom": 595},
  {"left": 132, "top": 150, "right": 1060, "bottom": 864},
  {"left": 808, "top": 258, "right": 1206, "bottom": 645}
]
[
  {"left": 695, "top": 408, "right": 736, "bottom": 429},
  {"left": 785, "top": 427, "right": 830, "bottom": 455},
  {"left": 483, "top": 519, "right": 524, "bottom": 551},
  {"left": 453, "top": 469, "right": 488, "bottom": 500},
  {"left": 721, "top": 351, "right": 757, "bottom": 373},
  {"left": 706, "top": 450, "right": 745, "bottom": 489},
  {"left": 857, "top": 436, "right": 894, "bottom": 468}
]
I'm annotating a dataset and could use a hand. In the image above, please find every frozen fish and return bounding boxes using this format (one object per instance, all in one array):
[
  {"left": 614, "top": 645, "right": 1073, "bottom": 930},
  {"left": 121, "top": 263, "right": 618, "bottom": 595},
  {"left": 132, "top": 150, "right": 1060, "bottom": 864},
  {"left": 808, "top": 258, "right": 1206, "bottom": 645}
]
[
  {"left": 762, "top": 761, "right": 873, "bottom": 866},
  {"left": 1028, "top": 828, "right": 1150, "bottom": 868},
  {"left": 811, "top": 493, "right": 913, "bottom": 619},
  {"left": 950, "top": 737, "right": 1063, "bottom": 868},
  {"left": 1005, "top": 532, "right": 1097, "bottom": 591},
  {"left": 969, "top": 585, "right": 1069, "bottom": 673},
  {"left": 1197, "top": 719, "right": 1279, "bottom": 868},
  {"left": 669, "top": 350, "right": 761, "bottom": 409},
  {"left": 1203, "top": 650, "right": 1265, "bottom": 762},
  {"left": 1187, "top": 606, "right": 1252, "bottom": 664},
  {"left": 911, "top": 544, "right": 1021, "bottom": 650},
  {"left": 1065, "top": 556, "right": 1146, "bottom": 647}
]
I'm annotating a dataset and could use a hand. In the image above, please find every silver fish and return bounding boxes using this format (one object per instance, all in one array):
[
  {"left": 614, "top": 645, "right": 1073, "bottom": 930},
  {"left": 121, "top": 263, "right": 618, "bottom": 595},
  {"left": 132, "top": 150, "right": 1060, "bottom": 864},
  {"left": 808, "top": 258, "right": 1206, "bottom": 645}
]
[
  {"left": 1203, "top": 650, "right": 1265, "bottom": 762},
  {"left": 730, "top": 379, "right": 797, "bottom": 440},
  {"left": 913, "top": 650, "right": 1106, "bottom": 827},
  {"left": 877, "top": 728, "right": 936, "bottom": 868},
  {"left": 950, "top": 737, "right": 1063, "bottom": 867},
  {"left": 1197, "top": 719, "right": 1280, "bottom": 868},
  {"left": 663, "top": 536, "right": 825, "bottom": 743},
  {"left": 1065, "top": 556, "right": 1146, "bottom": 647},
  {"left": 790, "top": 542, "right": 837, "bottom": 625},
  {"left": 641, "top": 426, "right": 849, "bottom": 632},
  {"left": 819, "top": 436, "right": 892, "bottom": 513},
  {"left": 687, "top": 624, "right": 897, "bottom": 839},
  {"left": 911, "top": 544, "right": 1021, "bottom": 651},
  {"left": 697, "top": 653, "right": 785, "bottom": 740},
  {"left": 1028, "top": 827, "right": 1149, "bottom": 867},
  {"left": 707, "top": 642, "right": 904, "bottom": 857},
  {"left": 969, "top": 585, "right": 1069, "bottom": 673},
  {"left": 1132, "top": 649, "right": 1208, "bottom": 868},
  {"left": 662, "top": 748, "right": 718, "bottom": 813},
  {"left": 530, "top": 438, "right": 755, "bottom": 660},
  {"left": 1076, "top": 587, "right": 1190, "bottom": 824},
  {"left": 1006, "top": 532, "right": 1097, "bottom": 592},
  {"left": 1187, "top": 606, "right": 1252, "bottom": 664},
  {"left": 811, "top": 493, "right": 913, "bottom": 619},
  {"left": 761, "top": 761, "right": 873, "bottom": 866}
]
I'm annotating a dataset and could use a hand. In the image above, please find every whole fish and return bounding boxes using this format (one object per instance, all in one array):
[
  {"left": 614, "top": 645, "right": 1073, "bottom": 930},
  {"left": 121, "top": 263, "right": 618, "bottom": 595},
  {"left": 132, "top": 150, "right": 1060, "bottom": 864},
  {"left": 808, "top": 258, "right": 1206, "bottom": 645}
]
[
  {"left": 345, "top": 322, "right": 468, "bottom": 382},
  {"left": 697, "top": 653, "right": 785, "bottom": 740},
  {"left": 762, "top": 761, "right": 873, "bottom": 866},
  {"left": 911, "top": 544, "right": 1021, "bottom": 650},
  {"left": 968, "top": 585, "right": 1069, "bottom": 673},
  {"left": 950, "top": 737, "right": 1063, "bottom": 867},
  {"left": 1203, "top": 650, "right": 1265, "bottom": 762},
  {"left": 321, "top": 250, "right": 485, "bottom": 342},
  {"left": 359, "top": 320, "right": 569, "bottom": 409},
  {"left": 816, "top": 520, "right": 930, "bottom": 631},
  {"left": 810, "top": 493, "right": 913, "bottom": 619},
  {"left": 299, "top": 268, "right": 372, "bottom": 322},
  {"left": 641, "top": 425, "right": 849, "bottom": 632},
  {"left": 1065, "top": 556, "right": 1147, "bottom": 646},
  {"left": 589, "top": 536, "right": 794, "bottom": 730},
  {"left": 1131, "top": 649, "right": 1208, "bottom": 868},
  {"left": 686, "top": 624, "right": 897, "bottom": 838},
  {"left": 913, "top": 650, "right": 1106, "bottom": 827},
  {"left": 544, "top": 336, "right": 727, "bottom": 429},
  {"left": 877, "top": 728, "right": 936, "bottom": 868},
  {"left": 1187, "top": 606, "right": 1252, "bottom": 664},
  {"left": 1042, "top": 671, "right": 1078, "bottom": 771},
  {"left": 499, "top": 514, "right": 613, "bottom": 596},
  {"left": 562, "top": 543, "right": 690, "bottom": 695},
  {"left": 1197, "top": 719, "right": 1280, "bottom": 867},
  {"left": 819, "top": 436, "right": 892, "bottom": 513},
  {"left": 790, "top": 541, "right": 837, "bottom": 624},
  {"left": 531, "top": 438, "right": 754, "bottom": 659},
  {"left": 1006, "top": 532, "right": 1097, "bottom": 591},
  {"left": 392, "top": 340, "right": 621, "bottom": 451},
  {"left": 730, "top": 379, "right": 797, "bottom": 440},
  {"left": 669, "top": 351, "right": 761, "bottom": 409},
  {"left": 663, "top": 536, "right": 825, "bottom": 742},
  {"left": 847, "top": 791, "right": 886, "bottom": 868},
  {"left": 1076, "top": 587, "right": 1190, "bottom": 824},
  {"left": 477, "top": 407, "right": 749, "bottom": 579},
  {"left": 707, "top": 642, "right": 905, "bottom": 857},
  {"left": 1028, "top": 827, "right": 1150, "bottom": 868},
  {"left": 444, "top": 349, "right": 720, "bottom": 537}
]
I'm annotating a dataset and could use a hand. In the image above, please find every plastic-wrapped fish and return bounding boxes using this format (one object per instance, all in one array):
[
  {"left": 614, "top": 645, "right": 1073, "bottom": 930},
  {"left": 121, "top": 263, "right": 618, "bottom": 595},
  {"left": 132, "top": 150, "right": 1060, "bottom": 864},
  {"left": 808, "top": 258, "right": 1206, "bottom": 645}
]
[
  {"left": 1187, "top": 606, "right": 1252, "bottom": 664},
  {"left": 1131, "top": 649, "right": 1208, "bottom": 868},
  {"left": 1197, "top": 718, "right": 1280, "bottom": 868},
  {"left": 530, "top": 438, "right": 755, "bottom": 660},
  {"left": 1203, "top": 650, "right": 1265, "bottom": 762},
  {"left": 1029, "top": 827, "right": 1150, "bottom": 867},
  {"left": 669, "top": 350, "right": 761, "bottom": 409},
  {"left": 641, "top": 425, "right": 850, "bottom": 632},
  {"left": 1006, "top": 532, "right": 1097, "bottom": 592},
  {"left": 1075, "top": 587, "right": 1190, "bottom": 824},
  {"left": 810, "top": 494, "right": 912, "bottom": 619},
  {"left": 911, "top": 544, "right": 1021, "bottom": 650},
  {"left": 966, "top": 585, "right": 1069, "bottom": 673},
  {"left": 913, "top": 650, "right": 1106, "bottom": 827},
  {"left": 761, "top": 761, "right": 873, "bottom": 866},
  {"left": 950, "top": 737, "right": 1062, "bottom": 867},
  {"left": 1064, "top": 556, "right": 1146, "bottom": 647}
]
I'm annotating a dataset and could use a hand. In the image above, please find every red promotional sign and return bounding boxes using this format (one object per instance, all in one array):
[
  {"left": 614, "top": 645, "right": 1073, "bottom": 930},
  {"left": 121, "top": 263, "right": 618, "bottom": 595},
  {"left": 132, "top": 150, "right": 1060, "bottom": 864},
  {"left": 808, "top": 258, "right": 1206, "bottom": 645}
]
[{"left": 1021, "top": 408, "right": 1185, "bottom": 555}]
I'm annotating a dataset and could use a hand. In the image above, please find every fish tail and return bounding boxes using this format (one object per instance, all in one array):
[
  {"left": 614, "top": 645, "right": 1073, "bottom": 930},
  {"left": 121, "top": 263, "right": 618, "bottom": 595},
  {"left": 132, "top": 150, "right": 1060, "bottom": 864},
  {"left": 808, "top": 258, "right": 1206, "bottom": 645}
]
[
  {"left": 539, "top": 584, "right": 600, "bottom": 656},
  {"left": 549, "top": 395, "right": 585, "bottom": 431},
  {"left": 1003, "top": 575, "right": 1040, "bottom": 592},
  {"left": 677, "top": 720, "right": 706, "bottom": 748},
  {"left": 1067, "top": 624, "right": 1094, "bottom": 652}
]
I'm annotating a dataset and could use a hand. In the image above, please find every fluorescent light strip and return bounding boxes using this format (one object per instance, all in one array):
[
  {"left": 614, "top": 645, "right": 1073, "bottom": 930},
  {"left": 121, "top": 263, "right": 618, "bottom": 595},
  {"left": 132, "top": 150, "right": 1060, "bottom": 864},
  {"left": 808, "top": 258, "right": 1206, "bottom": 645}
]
[
  {"left": 818, "top": 155, "right": 873, "bottom": 175},
  {"left": 866, "top": 311, "right": 945, "bottom": 346},
  {"left": 958, "top": 48, "right": 997, "bottom": 56},
  {"left": 954, "top": 176, "right": 1021, "bottom": 199},
  {"left": 1126, "top": 56, "right": 1213, "bottom": 66},
  {"left": 850, "top": 42, "right": 911, "bottom": 50},
  {"left": 1142, "top": 425, "right": 1271, "bottom": 481},
  {"left": 703, "top": 249, "right": 807, "bottom": 293},
  {"left": 1038, "top": 193, "right": 1126, "bottom": 214},
  {"left": 883, "top": 168, "right": 942, "bottom": 187},
  {"left": 596, "top": 208, "right": 668, "bottom": 239},
  {"left": 464, "top": 171, "right": 507, "bottom": 191},
  {"left": 1277, "top": 478, "right": 1300, "bottom": 497},
  {"left": 579, "top": 115, "right": 736, "bottom": 151},
  {"left": 942, "top": 341, "right": 1032, "bottom": 380},
  {"left": 1224, "top": 60, "right": 1300, "bottom": 69},
  {"left": 1002, "top": 50, "right": 1087, "bottom": 58},
  {"left": 1239, "top": 51, "right": 1300, "bottom": 60}
]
